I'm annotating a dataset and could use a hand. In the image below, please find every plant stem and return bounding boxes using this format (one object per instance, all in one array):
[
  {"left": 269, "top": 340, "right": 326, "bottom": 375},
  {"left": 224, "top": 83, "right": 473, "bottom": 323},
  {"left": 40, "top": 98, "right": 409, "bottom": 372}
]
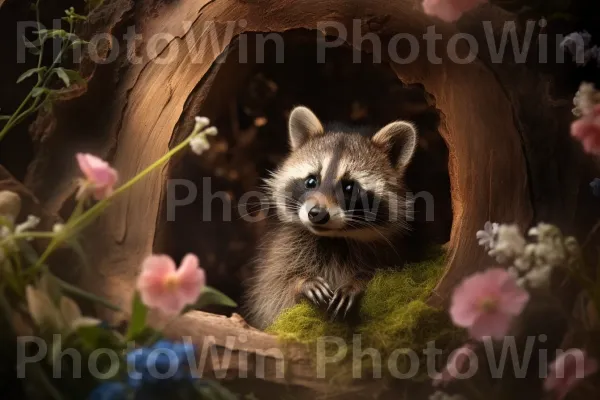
[
  {"left": 31, "top": 130, "right": 200, "bottom": 272},
  {"left": 0, "top": 9, "right": 75, "bottom": 142},
  {"left": 0, "top": 94, "right": 35, "bottom": 141},
  {"left": 0, "top": 232, "right": 56, "bottom": 248},
  {"left": 54, "top": 276, "right": 122, "bottom": 311},
  {"left": 35, "top": 0, "right": 44, "bottom": 72},
  {"left": 0, "top": 0, "right": 43, "bottom": 141}
]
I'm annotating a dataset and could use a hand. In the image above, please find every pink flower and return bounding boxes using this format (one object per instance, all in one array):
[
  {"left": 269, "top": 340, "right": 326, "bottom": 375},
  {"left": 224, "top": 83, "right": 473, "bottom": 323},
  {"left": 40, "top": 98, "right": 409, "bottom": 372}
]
[
  {"left": 433, "top": 343, "right": 477, "bottom": 386},
  {"left": 76, "top": 153, "right": 118, "bottom": 200},
  {"left": 136, "top": 253, "right": 206, "bottom": 315},
  {"left": 450, "top": 267, "right": 529, "bottom": 340},
  {"left": 422, "top": 0, "right": 487, "bottom": 22},
  {"left": 544, "top": 349, "right": 598, "bottom": 400},
  {"left": 571, "top": 105, "right": 600, "bottom": 155}
]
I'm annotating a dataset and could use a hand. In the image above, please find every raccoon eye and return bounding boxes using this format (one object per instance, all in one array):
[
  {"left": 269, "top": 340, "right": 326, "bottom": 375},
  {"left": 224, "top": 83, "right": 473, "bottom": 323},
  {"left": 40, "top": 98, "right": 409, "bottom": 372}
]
[
  {"left": 305, "top": 175, "right": 318, "bottom": 189},
  {"left": 342, "top": 180, "right": 356, "bottom": 195}
]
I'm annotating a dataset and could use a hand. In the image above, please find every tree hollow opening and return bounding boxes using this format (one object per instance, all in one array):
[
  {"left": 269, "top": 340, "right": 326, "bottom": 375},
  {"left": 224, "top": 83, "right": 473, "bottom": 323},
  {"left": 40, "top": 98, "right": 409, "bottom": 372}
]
[{"left": 154, "top": 30, "right": 453, "bottom": 312}]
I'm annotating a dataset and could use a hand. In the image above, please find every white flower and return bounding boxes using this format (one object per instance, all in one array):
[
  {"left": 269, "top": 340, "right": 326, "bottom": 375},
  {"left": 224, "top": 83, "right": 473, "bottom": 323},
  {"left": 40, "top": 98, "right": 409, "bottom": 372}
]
[
  {"left": 194, "top": 116, "right": 210, "bottom": 131},
  {"left": 514, "top": 244, "right": 535, "bottom": 272},
  {"left": 189, "top": 126, "right": 218, "bottom": 155},
  {"left": 203, "top": 126, "right": 218, "bottom": 137},
  {"left": 52, "top": 223, "right": 65, "bottom": 234},
  {"left": 488, "top": 224, "right": 526, "bottom": 264},
  {"left": 522, "top": 264, "right": 554, "bottom": 289},
  {"left": 572, "top": 82, "right": 600, "bottom": 117},
  {"left": 15, "top": 215, "right": 40, "bottom": 234},
  {"left": 476, "top": 221, "right": 498, "bottom": 250},
  {"left": 527, "top": 223, "right": 569, "bottom": 268},
  {"left": 536, "top": 242, "right": 565, "bottom": 269},
  {"left": 528, "top": 222, "right": 561, "bottom": 242},
  {"left": 190, "top": 135, "right": 210, "bottom": 155}
]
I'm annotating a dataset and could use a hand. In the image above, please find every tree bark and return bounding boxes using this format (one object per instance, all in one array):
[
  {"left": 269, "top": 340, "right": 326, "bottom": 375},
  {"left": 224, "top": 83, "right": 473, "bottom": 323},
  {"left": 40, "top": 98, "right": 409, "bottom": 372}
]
[{"left": 2, "top": 0, "right": 598, "bottom": 396}]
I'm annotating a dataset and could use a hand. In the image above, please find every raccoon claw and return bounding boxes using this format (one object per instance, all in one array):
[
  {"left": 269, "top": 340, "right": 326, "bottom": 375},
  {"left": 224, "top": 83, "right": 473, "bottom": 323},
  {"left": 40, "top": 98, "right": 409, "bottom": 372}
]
[
  {"left": 301, "top": 277, "right": 333, "bottom": 307},
  {"left": 328, "top": 286, "right": 361, "bottom": 321}
]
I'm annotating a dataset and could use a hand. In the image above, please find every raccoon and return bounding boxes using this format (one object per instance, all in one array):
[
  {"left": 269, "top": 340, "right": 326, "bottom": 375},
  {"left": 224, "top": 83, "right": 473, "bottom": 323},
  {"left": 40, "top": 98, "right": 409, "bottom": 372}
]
[{"left": 245, "top": 106, "right": 418, "bottom": 329}]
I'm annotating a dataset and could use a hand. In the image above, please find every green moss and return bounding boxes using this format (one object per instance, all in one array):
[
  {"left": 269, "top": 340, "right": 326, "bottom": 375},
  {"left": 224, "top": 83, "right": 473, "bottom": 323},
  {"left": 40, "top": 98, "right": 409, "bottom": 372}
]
[{"left": 266, "top": 246, "right": 463, "bottom": 380}]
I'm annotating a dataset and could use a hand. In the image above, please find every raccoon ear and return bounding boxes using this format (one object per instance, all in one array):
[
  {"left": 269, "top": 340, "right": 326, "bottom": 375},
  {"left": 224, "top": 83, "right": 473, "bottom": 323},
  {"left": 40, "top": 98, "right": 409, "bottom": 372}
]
[
  {"left": 372, "top": 121, "right": 417, "bottom": 169},
  {"left": 288, "top": 106, "right": 324, "bottom": 150}
]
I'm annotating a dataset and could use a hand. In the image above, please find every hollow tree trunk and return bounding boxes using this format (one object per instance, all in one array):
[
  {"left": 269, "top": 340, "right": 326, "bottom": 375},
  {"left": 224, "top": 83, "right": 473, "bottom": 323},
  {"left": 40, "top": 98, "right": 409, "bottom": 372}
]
[{"left": 2, "top": 0, "right": 599, "bottom": 397}]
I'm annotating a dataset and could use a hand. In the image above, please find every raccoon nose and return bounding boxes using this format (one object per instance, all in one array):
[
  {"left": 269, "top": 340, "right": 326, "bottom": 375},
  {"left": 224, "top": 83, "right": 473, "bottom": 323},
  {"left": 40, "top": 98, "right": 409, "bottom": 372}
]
[{"left": 308, "top": 206, "right": 330, "bottom": 224}]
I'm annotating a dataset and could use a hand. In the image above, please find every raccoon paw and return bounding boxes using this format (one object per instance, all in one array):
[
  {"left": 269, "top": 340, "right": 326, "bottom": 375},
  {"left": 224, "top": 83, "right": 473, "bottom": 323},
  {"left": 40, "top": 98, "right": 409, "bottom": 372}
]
[
  {"left": 328, "top": 284, "right": 362, "bottom": 321},
  {"left": 300, "top": 277, "right": 334, "bottom": 307}
]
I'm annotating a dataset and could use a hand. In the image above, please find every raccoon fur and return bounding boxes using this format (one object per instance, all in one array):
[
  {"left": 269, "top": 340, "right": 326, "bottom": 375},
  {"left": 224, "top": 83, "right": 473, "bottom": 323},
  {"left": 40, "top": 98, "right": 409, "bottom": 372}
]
[{"left": 245, "top": 106, "right": 418, "bottom": 329}]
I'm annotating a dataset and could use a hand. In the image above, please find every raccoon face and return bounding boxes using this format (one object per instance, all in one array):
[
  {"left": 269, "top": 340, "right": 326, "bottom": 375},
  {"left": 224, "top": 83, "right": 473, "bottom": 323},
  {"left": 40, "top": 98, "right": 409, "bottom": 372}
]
[{"left": 267, "top": 106, "right": 418, "bottom": 241}]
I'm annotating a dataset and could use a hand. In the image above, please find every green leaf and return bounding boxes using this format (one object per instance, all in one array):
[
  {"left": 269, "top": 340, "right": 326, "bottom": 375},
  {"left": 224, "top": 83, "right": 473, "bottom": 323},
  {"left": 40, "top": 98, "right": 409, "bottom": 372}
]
[
  {"left": 71, "top": 39, "right": 89, "bottom": 47},
  {"left": 125, "top": 292, "right": 148, "bottom": 341},
  {"left": 31, "top": 87, "right": 48, "bottom": 98},
  {"left": 193, "top": 286, "right": 237, "bottom": 310},
  {"left": 54, "top": 68, "right": 70, "bottom": 87},
  {"left": 43, "top": 29, "right": 69, "bottom": 39},
  {"left": 0, "top": 115, "right": 10, "bottom": 121},
  {"left": 63, "top": 7, "right": 87, "bottom": 23},
  {"left": 17, "top": 67, "right": 44, "bottom": 83},
  {"left": 53, "top": 68, "right": 84, "bottom": 88}
]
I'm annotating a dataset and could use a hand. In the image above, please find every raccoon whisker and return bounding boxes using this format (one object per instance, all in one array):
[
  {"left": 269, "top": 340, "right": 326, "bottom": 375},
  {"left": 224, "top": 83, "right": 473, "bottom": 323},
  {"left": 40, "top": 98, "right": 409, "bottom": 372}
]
[
  {"left": 236, "top": 210, "right": 283, "bottom": 222},
  {"left": 237, "top": 204, "right": 279, "bottom": 211},
  {"left": 270, "top": 193, "right": 303, "bottom": 203},
  {"left": 270, "top": 198, "right": 304, "bottom": 209},
  {"left": 236, "top": 202, "right": 302, "bottom": 221},
  {"left": 343, "top": 215, "right": 389, "bottom": 225},
  {"left": 341, "top": 218, "right": 401, "bottom": 255},
  {"left": 238, "top": 201, "right": 280, "bottom": 207},
  {"left": 235, "top": 205, "right": 279, "bottom": 220},
  {"left": 344, "top": 209, "right": 379, "bottom": 216}
]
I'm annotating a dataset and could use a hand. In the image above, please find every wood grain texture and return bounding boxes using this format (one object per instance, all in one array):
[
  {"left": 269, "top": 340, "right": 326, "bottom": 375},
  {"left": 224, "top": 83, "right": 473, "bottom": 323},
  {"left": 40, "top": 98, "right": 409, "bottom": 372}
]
[{"left": 12, "top": 0, "right": 590, "bottom": 395}]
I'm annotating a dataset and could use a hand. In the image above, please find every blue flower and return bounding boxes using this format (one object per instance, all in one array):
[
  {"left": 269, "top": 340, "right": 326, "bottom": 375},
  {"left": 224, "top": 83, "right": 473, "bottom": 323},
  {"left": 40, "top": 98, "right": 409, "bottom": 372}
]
[
  {"left": 591, "top": 178, "right": 600, "bottom": 197},
  {"left": 89, "top": 382, "right": 127, "bottom": 400},
  {"left": 127, "top": 340, "right": 198, "bottom": 388}
]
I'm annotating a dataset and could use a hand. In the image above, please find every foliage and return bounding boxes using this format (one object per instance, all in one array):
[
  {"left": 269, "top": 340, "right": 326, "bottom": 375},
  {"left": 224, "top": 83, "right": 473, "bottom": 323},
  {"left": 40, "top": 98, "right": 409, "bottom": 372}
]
[
  {"left": 0, "top": 1, "right": 95, "bottom": 142},
  {"left": 432, "top": 221, "right": 600, "bottom": 400},
  {"left": 0, "top": 118, "right": 235, "bottom": 399}
]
